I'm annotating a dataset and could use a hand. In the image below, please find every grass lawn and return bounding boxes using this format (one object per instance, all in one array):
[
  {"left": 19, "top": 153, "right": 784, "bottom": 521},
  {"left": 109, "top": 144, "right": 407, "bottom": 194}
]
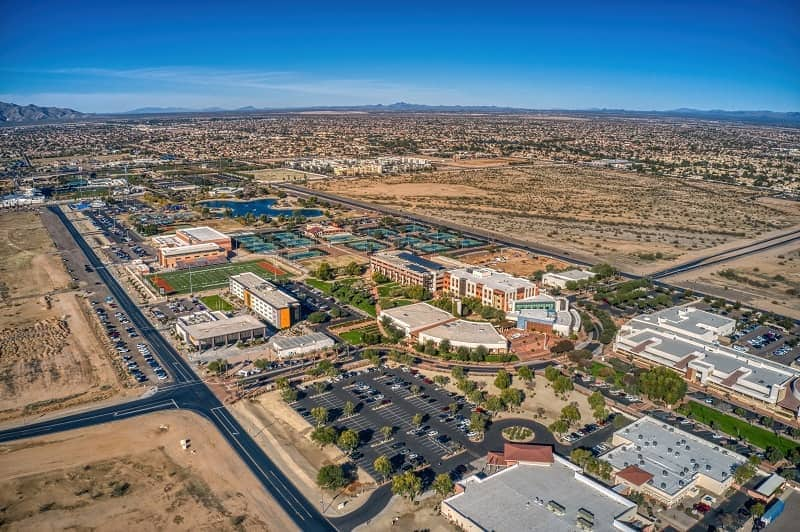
[
  {"left": 339, "top": 324, "right": 381, "bottom": 345},
  {"left": 377, "top": 282, "right": 401, "bottom": 297},
  {"left": 200, "top": 294, "right": 233, "bottom": 311},
  {"left": 305, "top": 277, "right": 333, "bottom": 294},
  {"left": 685, "top": 401, "right": 799, "bottom": 455},
  {"left": 148, "top": 260, "right": 292, "bottom": 294}
]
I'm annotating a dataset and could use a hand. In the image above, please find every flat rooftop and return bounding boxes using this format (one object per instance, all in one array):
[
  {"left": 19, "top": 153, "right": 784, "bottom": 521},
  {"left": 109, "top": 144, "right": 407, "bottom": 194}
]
[
  {"left": 380, "top": 302, "right": 454, "bottom": 332},
  {"left": 601, "top": 416, "right": 745, "bottom": 496},
  {"left": 178, "top": 314, "right": 265, "bottom": 340},
  {"left": 372, "top": 250, "right": 446, "bottom": 274},
  {"left": 545, "top": 269, "right": 596, "bottom": 281},
  {"left": 231, "top": 272, "right": 299, "bottom": 308},
  {"left": 160, "top": 242, "right": 223, "bottom": 256},
  {"left": 421, "top": 319, "right": 507, "bottom": 346},
  {"left": 445, "top": 457, "right": 636, "bottom": 532},
  {"left": 177, "top": 226, "right": 229, "bottom": 241},
  {"left": 636, "top": 306, "right": 735, "bottom": 338},
  {"left": 270, "top": 332, "right": 334, "bottom": 350},
  {"left": 449, "top": 267, "right": 535, "bottom": 292}
]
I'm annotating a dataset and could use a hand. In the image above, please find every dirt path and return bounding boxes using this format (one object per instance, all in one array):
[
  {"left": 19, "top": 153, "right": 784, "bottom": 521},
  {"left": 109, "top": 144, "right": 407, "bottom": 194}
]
[{"left": 0, "top": 410, "right": 297, "bottom": 531}]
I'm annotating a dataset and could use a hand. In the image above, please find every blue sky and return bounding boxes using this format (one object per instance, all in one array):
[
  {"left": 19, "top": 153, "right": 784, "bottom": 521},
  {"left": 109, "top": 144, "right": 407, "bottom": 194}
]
[{"left": 1, "top": 0, "right": 798, "bottom": 112}]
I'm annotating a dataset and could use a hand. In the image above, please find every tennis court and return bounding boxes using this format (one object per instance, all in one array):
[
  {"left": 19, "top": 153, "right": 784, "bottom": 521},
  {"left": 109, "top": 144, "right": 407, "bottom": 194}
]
[
  {"left": 413, "top": 242, "right": 451, "bottom": 253},
  {"left": 345, "top": 239, "right": 388, "bottom": 252},
  {"left": 285, "top": 249, "right": 327, "bottom": 261}
]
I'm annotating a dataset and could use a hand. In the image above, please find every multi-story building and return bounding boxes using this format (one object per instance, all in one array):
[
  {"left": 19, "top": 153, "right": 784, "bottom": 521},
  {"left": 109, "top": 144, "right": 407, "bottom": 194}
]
[
  {"left": 615, "top": 306, "right": 800, "bottom": 420},
  {"left": 444, "top": 267, "right": 537, "bottom": 312},
  {"left": 157, "top": 242, "right": 227, "bottom": 269},
  {"left": 229, "top": 272, "right": 300, "bottom": 329},
  {"left": 601, "top": 416, "right": 746, "bottom": 507},
  {"left": 175, "top": 226, "right": 232, "bottom": 251},
  {"left": 370, "top": 251, "right": 447, "bottom": 293},
  {"left": 506, "top": 294, "right": 581, "bottom": 336}
]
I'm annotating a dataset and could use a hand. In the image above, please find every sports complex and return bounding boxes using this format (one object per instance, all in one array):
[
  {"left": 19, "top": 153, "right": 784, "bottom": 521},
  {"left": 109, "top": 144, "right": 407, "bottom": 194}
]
[{"left": 147, "top": 259, "right": 291, "bottom": 294}]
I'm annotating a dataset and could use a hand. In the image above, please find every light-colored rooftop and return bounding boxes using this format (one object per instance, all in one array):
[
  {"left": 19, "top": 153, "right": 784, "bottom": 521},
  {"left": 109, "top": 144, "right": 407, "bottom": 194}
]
[
  {"left": 636, "top": 306, "right": 735, "bottom": 338},
  {"left": 617, "top": 312, "right": 797, "bottom": 403},
  {"left": 269, "top": 332, "right": 334, "bottom": 351},
  {"left": 544, "top": 269, "right": 597, "bottom": 281},
  {"left": 160, "top": 242, "right": 223, "bottom": 256},
  {"left": 420, "top": 319, "right": 508, "bottom": 347},
  {"left": 449, "top": 267, "right": 535, "bottom": 292},
  {"left": 444, "top": 457, "right": 636, "bottom": 532},
  {"left": 177, "top": 314, "right": 265, "bottom": 340},
  {"left": 380, "top": 302, "right": 454, "bottom": 332},
  {"left": 230, "top": 272, "right": 299, "bottom": 308},
  {"left": 177, "top": 225, "right": 229, "bottom": 242},
  {"left": 601, "top": 416, "right": 745, "bottom": 496}
]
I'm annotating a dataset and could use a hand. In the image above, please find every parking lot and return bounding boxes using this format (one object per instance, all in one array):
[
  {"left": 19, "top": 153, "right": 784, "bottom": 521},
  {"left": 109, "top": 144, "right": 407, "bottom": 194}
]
[
  {"left": 730, "top": 322, "right": 799, "bottom": 363},
  {"left": 293, "top": 367, "right": 479, "bottom": 481},
  {"left": 84, "top": 209, "right": 156, "bottom": 264}
]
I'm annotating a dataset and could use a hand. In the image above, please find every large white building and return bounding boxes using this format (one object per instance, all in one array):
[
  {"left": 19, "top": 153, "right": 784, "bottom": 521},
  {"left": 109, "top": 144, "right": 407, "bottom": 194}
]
[
  {"left": 506, "top": 293, "right": 581, "bottom": 336},
  {"left": 229, "top": 272, "right": 300, "bottom": 329},
  {"left": 601, "top": 416, "right": 746, "bottom": 507},
  {"left": 444, "top": 267, "right": 537, "bottom": 312},
  {"left": 542, "top": 269, "right": 597, "bottom": 289},
  {"left": 615, "top": 306, "right": 800, "bottom": 419},
  {"left": 175, "top": 311, "right": 266, "bottom": 349},
  {"left": 442, "top": 449, "right": 639, "bottom": 532},
  {"left": 268, "top": 332, "right": 335, "bottom": 358}
]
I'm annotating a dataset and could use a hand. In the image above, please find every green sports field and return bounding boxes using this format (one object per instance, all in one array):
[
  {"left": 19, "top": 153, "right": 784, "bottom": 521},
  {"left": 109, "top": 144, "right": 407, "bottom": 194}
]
[{"left": 148, "top": 260, "right": 292, "bottom": 294}]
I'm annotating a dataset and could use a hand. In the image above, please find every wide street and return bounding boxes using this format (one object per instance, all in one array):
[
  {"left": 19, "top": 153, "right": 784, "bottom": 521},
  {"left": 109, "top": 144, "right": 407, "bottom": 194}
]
[{"left": 0, "top": 206, "right": 336, "bottom": 532}]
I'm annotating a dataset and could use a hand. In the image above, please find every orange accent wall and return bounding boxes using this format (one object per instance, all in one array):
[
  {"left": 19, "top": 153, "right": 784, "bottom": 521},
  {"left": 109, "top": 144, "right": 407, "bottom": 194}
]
[
  {"left": 244, "top": 291, "right": 251, "bottom": 307},
  {"left": 279, "top": 307, "right": 291, "bottom": 329}
]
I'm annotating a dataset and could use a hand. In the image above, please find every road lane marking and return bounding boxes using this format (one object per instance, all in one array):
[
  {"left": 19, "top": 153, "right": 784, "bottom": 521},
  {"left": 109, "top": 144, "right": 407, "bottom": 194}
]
[
  {"left": 210, "top": 407, "right": 240, "bottom": 436},
  {"left": 113, "top": 401, "right": 177, "bottom": 418}
]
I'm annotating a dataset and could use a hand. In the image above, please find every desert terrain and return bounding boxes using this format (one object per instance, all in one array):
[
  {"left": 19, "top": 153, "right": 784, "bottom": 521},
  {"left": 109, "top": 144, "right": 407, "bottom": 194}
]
[
  {"left": 231, "top": 391, "right": 375, "bottom": 518},
  {"left": 668, "top": 240, "right": 800, "bottom": 319},
  {"left": 0, "top": 410, "right": 296, "bottom": 531},
  {"left": 0, "top": 211, "right": 126, "bottom": 422},
  {"left": 309, "top": 166, "right": 800, "bottom": 273},
  {"left": 457, "top": 247, "right": 568, "bottom": 277}
]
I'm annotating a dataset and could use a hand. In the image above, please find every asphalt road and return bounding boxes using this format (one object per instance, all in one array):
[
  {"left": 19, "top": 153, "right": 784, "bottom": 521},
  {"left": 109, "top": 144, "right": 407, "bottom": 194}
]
[{"left": 0, "top": 206, "right": 336, "bottom": 532}]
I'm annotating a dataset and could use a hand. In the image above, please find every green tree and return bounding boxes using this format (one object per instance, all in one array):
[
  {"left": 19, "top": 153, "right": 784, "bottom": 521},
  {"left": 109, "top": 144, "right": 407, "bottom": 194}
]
[
  {"left": 553, "top": 375, "right": 574, "bottom": 396},
  {"left": 410, "top": 384, "right": 421, "bottom": 396},
  {"left": 544, "top": 366, "right": 561, "bottom": 382},
  {"left": 343, "top": 400, "right": 356, "bottom": 418},
  {"left": 560, "top": 402, "right": 582, "bottom": 427},
  {"left": 451, "top": 366, "right": 465, "bottom": 381},
  {"left": 550, "top": 340, "right": 575, "bottom": 354},
  {"left": 549, "top": 419, "right": 570, "bottom": 436},
  {"left": 485, "top": 395, "right": 505, "bottom": 413},
  {"left": 448, "top": 402, "right": 459, "bottom": 415},
  {"left": 315, "top": 261, "right": 334, "bottom": 280},
  {"left": 307, "top": 311, "right": 328, "bottom": 323},
  {"left": 500, "top": 387, "right": 524, "bottom": 410},
  {"left": 311, "top": 426, "right": 338, "bottom": 446},
  {"left": 374, "top": 455, "right": 392, "bottom": 481},
  {"left": 380, "top": 425, "right": 394, "bottom": 442},
  {"left": 392, "top": 471, "right": 423, "bottom": 501},
  {"left": 470, "top": 412, "right": 488, "bottom": 433},
  {"left": 638, "top": 366, "right": 687, "bottom": 405},
  {"left": 570, "top": 448, "right": 593, "bottom": 468},
  {"left": 207, "top": 358, "right": 229, "bottom": 375},
  {"left": 751, "top": 502, "right": 766, "bottom": 519},
  {"left": 311, "top": 406, "right": 328, "bottom": 427},
  {"left": 434, "top": 375, "right": 451, "bottom": 387},
  {"left": 432, "top": 473, "right": 454, "bottom": 498},
  {"left": 344, "top": 261, "right": 363, "bottom": 276},
  {"left": 517, "top": 365, "right": 534, "bottom": 384},
  {"left": 275, "top": 376, "right": 289, "bottom": 390},
  {"left": 733, "top": 462, "right": 756, "bottom": 485},
  {"left": 412, "top": 413, "right": 424, "bottom": 428},
  {"left": 494, "top": 369, "right": 512, "bottom": 390},
  {"left": 766, "top": 446, "right": 785, "bottom": 464},
  {"left": 338, "top": 429, "right": 359, "bottom": 455},
  {"left": 439, "top": 339, "right": 451, "bottom": 353},
  {"left": 317, "top": 464, "right": 347, "bottom": 490},
  {"left": 281, "top": 387, "right": 298, "bottom": 403}
]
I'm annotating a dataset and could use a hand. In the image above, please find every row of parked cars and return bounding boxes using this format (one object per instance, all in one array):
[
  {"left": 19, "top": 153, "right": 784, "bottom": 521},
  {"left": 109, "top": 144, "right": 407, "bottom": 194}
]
[
  {"left": 563, "top": 422, "right": 604, "bottom": 443},
  {"left": 134, "top": 343, "right": 167, "bottom": 381}
]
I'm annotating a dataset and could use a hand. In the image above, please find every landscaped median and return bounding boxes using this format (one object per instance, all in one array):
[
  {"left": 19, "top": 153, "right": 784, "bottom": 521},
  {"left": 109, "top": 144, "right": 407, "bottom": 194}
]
[{"left": 679, "top": 400, "right": 800, "bottom": 455}]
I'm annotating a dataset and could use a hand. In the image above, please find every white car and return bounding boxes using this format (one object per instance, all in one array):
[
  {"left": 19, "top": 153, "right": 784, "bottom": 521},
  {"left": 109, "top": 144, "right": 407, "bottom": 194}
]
[{"left": 427, "top": 430, "right": 438, "bottom": 437}]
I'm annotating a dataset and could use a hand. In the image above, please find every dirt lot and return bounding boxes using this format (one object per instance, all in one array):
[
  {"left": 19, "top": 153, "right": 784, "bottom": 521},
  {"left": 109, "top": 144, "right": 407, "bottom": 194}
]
[
  {"left": 355, "top": 493, "right": 453, "bottom": 532},
  {"left": 310, "top": 167, "right": 800, "bottom": 273},
  {"left": 418, "top": 367, "right": 594, "bottom": 426},
  {"left": 230, "top": 391, "right": 375, "bottom": 518},
  {"left": 669, "top": 240, "right": 800, "bottom": 319},
  {"left": 458, "top": 247, "right": 568, "bottom": 277},
  {"left": 0, "top": 211, "right": 126, "bottom": 422},
  {"left": 0, "top": 410, "right": 295, "bottom": 531}
]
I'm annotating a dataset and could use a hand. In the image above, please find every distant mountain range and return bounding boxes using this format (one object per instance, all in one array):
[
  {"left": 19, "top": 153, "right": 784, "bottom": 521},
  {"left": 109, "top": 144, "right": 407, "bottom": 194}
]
[
  {"left": 0, "top": 101, "right": 88, "bottom": 122},
  {"left": 2, "top": 100, "right": 798, "bottom": 127}
]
